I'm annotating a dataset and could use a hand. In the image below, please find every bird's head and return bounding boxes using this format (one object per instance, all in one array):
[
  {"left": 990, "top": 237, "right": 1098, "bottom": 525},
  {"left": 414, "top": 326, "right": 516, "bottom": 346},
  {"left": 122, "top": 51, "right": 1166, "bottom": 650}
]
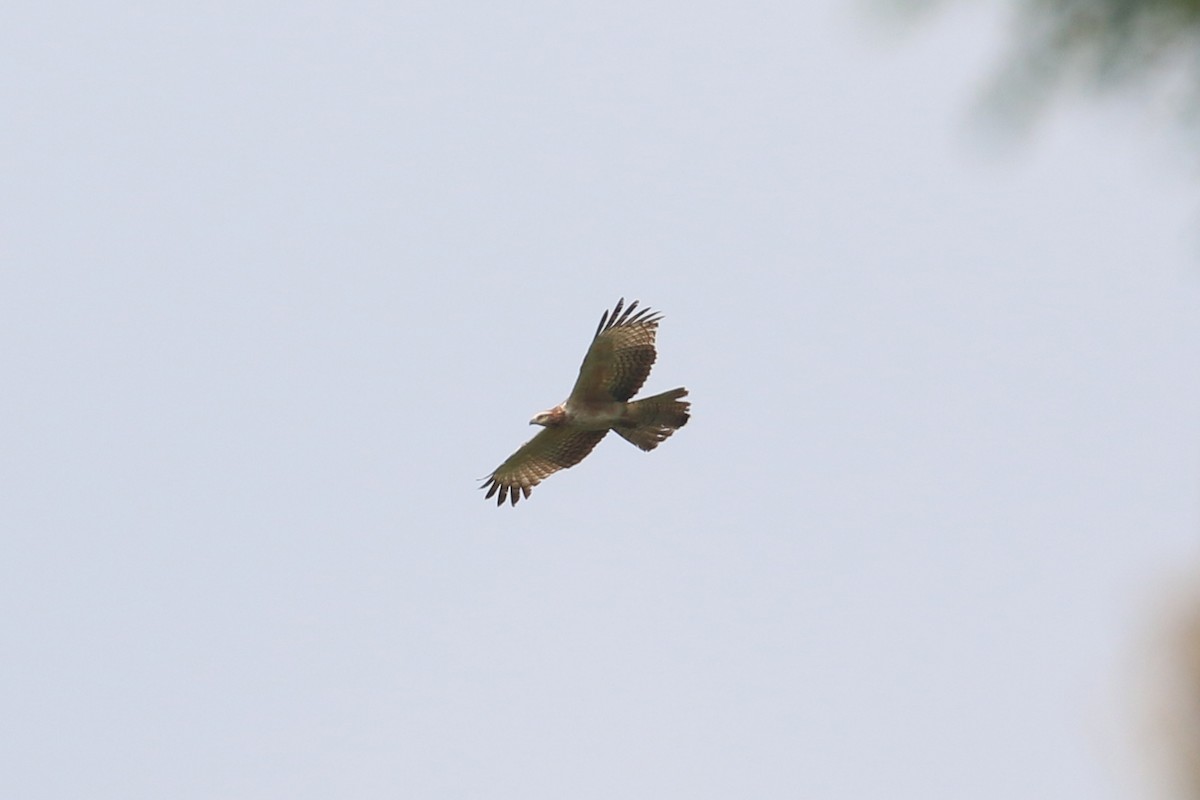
[{"left": 530, "top": 406, "right": 566, "bottom": 427}]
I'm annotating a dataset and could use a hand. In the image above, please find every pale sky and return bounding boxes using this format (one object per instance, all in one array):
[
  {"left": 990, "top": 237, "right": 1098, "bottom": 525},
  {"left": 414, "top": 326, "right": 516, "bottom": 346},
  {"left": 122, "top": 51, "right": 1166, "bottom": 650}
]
[{"left": 2, "top": 3, "right": 1198, "bottom": 799}]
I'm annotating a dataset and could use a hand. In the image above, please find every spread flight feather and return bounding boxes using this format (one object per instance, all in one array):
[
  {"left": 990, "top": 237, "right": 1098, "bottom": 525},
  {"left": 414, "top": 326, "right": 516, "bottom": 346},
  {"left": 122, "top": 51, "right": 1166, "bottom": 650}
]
[{"left": 481, "top": 298, "right": 691, "bottom": 506}]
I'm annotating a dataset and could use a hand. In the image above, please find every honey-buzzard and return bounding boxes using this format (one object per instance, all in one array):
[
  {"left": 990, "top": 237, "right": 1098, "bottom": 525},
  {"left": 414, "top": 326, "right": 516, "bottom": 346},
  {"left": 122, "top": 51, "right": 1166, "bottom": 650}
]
[{"left": 481, "top": 298, "right": 690, "bottom": 506}]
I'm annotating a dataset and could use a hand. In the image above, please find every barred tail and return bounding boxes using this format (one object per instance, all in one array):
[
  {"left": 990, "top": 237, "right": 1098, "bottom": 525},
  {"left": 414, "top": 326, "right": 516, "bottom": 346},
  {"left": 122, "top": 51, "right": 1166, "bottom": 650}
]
[{"left": 616, "top": 388, "right": 690, "bottom": 452}]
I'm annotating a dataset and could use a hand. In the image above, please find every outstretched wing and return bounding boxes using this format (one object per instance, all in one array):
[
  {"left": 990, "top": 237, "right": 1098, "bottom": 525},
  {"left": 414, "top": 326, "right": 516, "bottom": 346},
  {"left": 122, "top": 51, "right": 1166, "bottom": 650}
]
[
  {"left": 481, "top": 428, "right": 608, "bottom": 506},
  {"left": 568, "top": 298, "right": 662, "bottom": 404}
]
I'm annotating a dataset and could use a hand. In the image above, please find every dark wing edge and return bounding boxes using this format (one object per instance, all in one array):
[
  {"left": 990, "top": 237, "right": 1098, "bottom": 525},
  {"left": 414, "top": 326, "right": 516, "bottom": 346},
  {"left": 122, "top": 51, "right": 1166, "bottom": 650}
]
[
  {"left": 565, "top": 298, "right": 665, "bottom": 405},
  {"left": 479, "top": 428, "right": 608, "bottom": 507},
  {"left": 574, "top": 297, "right": 663, "bottom": 402},
  {"left": 593, "top": 297, "right": 662, "bottom": 341}
]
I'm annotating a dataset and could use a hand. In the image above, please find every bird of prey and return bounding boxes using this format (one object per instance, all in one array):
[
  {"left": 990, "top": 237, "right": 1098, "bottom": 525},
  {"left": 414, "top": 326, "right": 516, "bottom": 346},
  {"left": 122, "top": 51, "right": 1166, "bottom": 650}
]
[{"left": 481, "top": 298, "right": 691, "bottom": 506}]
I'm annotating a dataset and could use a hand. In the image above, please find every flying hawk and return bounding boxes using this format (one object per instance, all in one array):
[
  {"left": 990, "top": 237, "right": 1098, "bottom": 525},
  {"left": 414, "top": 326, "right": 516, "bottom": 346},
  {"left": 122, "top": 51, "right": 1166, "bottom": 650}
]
[{"left": 481, "top": 298, "right": 691, "bottom": 506}]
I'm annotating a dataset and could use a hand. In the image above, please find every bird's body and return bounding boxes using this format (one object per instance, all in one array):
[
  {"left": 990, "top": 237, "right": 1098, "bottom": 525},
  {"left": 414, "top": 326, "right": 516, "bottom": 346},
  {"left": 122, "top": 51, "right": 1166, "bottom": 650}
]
[
  {"left": 481, "top": 298, "right": 690, "bottom": 506},
  {"left": 557, "top": 403, "right": 623, "bottom": 430}
]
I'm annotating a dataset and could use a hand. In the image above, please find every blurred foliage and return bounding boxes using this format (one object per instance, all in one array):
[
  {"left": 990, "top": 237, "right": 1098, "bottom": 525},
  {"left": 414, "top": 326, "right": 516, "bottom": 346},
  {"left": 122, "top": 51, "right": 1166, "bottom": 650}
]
[
  {"left": 890, "top": 0, "right": 1200, "bottom": 134},
  {"left": 995, "top": 0, "right": 1200, "bottom": 121},
  {"left": 1139, "top": 583, "right": 1200, "bottom": 800},
  {"left": 1161, "top": 589, "right": 1200, "bottom": 799}
]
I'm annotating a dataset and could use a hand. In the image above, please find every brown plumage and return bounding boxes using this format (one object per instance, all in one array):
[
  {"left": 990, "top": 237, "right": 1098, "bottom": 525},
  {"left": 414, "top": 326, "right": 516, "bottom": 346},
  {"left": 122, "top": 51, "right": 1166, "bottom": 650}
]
[{"left": 481, "top": 298, "right": 691, "bottom": 506}]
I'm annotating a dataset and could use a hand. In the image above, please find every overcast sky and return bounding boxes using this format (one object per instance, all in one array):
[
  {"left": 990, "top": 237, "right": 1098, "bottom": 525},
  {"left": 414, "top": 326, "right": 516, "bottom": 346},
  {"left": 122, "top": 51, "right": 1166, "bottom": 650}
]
[{"left": 3, "top": 3, "right": 1198, "bottom": 799}]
